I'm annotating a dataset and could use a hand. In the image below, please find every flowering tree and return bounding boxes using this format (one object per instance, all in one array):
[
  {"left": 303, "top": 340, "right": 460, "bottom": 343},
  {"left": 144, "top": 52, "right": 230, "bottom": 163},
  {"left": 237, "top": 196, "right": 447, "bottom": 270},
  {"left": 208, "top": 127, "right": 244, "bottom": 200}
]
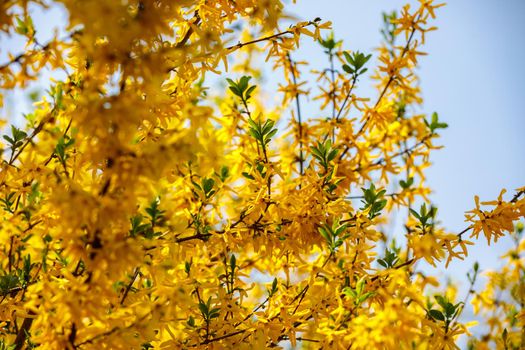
[{"left": 0, "top": 0, "right": 523, "bottom": 349}]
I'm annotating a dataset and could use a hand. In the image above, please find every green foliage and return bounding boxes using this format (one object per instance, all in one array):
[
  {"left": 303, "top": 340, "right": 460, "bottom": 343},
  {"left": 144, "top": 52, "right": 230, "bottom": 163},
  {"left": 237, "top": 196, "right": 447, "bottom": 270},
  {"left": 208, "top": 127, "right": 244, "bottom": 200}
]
[
  {"left": 319, "top": 32, "right": 341, "bottom": 54},
  {"left": 425, "top": 112, "right": 448, "bottom": 133},
  {"left": 3, "top": 125, "right": 27, "bottom": 152},
  {"left": 55, "top": 136, "right": 75, "bottom": 166},
  {"left": 427, "top": 295, "right": 463, "bottom": 326},
  {"left": 129, "top": 198, "right": 166, "bottom": 239},
  {"left": 360, "top": 184, "right": 387, "bottom": 219},
  {"left": 0, "top": 192, "right": 16, "bottom": 213},
  {"left": 192, "top": 177, "right": 216, "bottom": 199},
  {"left": 399, "top": 177, "right": 414, "bottom": 190},
  {"left": 15, "top": 16, "right": 34, "bottom": 36},
  {"left": 377, "top": 248, "right": 399, "bottom": 269},
  {"left": 247, "top": 118, "right": 277, "bottom": 151},
  {"left": 227, "top": 76, "right": 256, "bottom": 102},
  {"left": 0, "top": 273, "right": 19, "bottom": 296},
  {"left": 198, "top": 297, "right": 221, "bottom": 322},
  {"left": 267, "top": 278, "right": 278, "bottom": 297},
  {"left": 216, "top": 165, "right": 229, "bottom": 182},
  {"left": 145, "top": 197, "right": 165, "bottom": 227},
  {"left": 410, "top": 203, "right": 437, "bottom": 231},
  {"left": 342, "top": 51, "right": 372, "bottom": 76},
  {"left": 311, "top": 140, "right": 338, "bottom": 172},
  {"left": 380, "top": 11, "right": 398, "bottom": 45},
  {"left": 318, "top": 219, "right": 349, "bottom": 253},
  {"left": 0, "top": 339, "right": 15, "bottom": 350},
  {"left": 343, "top": 276, "right": 375, "bottom": 307}
]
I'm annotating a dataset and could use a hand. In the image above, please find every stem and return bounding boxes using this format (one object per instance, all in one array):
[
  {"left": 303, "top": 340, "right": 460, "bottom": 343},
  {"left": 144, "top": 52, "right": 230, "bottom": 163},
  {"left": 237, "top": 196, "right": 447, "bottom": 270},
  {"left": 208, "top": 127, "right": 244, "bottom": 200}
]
[
  {"left": 335, "top": 74, "right": 358, "bottom": 121},
  {"left": 356, "top": 18, "right": 419, "bottom": 137},
  {"left": 329, "top": 51, "right": 337, "bottom": 143},
  {"left": 120, "top": 267, "right": 140, "bottom": 305},
  {"left": 286, "top": 54, "right": 304, "bottom": 176}
]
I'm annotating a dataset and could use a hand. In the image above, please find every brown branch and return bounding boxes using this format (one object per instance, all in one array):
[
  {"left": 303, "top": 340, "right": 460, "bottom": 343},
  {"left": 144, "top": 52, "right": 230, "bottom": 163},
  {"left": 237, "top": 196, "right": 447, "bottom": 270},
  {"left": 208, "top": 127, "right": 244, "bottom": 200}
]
[
  {"left": 457, "top": 189, "right": 524, "bottom": 239},
  {"left": 511, "top": 190, "right": 524, "bottom": 203},
  {"left": 371, "top": 258, "right": 416, "bottom": 282},
  {"left": 286, "top": 53, "right": 305, "bottom": 176},
  {"left": 174, "top": 11, "right": 201, "bottom": 49},
  {"left": 199, "top": 329, "right": 246, "bottom": 345},
  {"left": 14, "top": 311, "right": 35, "bottom": 350},
  {"left": 225, "top": 20, "right": 319, "bottom": 53},
  {"left": 355, "top": 15, "right": 420, "bottom": 137},
  {"left": 166, "top": 20, "right": 321, "bottom": 73},
  {"left": 120, "top": 267, "right": 140, "bottom": 305},
  {"left": 0, "top": 30, "right": 80, "bottom": 71},
  {"left": 8, "top": 109, "right": 57, "bottom": 167},
  {"left": 335, "top": 74, "right": 358, "bottom": 121}
]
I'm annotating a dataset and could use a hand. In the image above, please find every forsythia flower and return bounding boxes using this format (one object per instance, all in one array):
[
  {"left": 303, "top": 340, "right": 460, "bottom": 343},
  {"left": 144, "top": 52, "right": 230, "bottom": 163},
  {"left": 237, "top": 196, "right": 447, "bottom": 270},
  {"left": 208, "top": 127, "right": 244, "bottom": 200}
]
[{"left": 0, "top": 0, "right": 522, "bottom": 349}]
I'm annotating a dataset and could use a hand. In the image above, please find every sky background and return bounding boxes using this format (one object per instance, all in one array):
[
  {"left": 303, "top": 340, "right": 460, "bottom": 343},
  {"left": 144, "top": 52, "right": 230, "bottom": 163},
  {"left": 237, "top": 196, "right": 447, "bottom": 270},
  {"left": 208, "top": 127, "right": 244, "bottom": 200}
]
[
  {"left": 286, "top": 0, "right": 525, "bottom": 273},
  {"left": 286, "top": 0, "right": 525, "bottom": 343},
  {"left": 1, "top": 0, "right": 524, "bottom": 346}
]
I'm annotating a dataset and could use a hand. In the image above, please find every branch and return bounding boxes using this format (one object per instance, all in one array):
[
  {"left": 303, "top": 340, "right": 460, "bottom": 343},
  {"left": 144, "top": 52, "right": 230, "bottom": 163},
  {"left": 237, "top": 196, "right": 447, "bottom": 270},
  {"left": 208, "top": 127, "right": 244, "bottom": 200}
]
[
  {"left": 14, "top": 311, "right": 35, "bottom": 350},
  {"left": 334, "top": 74, "right": 358, "bottom": 121},
  {"left": 166, "top": 20, "right": 321, "bottom": 73},
  {"left": 0, "top": 30, "right": 80, "bottom": 71},
  {"left": 355, "top": 15, "right": 421, "bottom": 137},
  {"left": 174, "top": 11, "right": 201, "bottom": 49},
  {"left": 7, "top": 109, "right": 57, "bottom": 166},
  {"left": 371, "top": 258, "right": 416, "bottom": 282},
  {"left": 286, "top": 53, "right": 305, "bottom": 176},
  {"left": 457, "top": 189, "right": 524, "bottom": 239},
  {"left": 119, "top": 267, "right": 140, "bottom": 305},
  {"left": 225, "top": 20, "right": 320, "bottom": 53}
]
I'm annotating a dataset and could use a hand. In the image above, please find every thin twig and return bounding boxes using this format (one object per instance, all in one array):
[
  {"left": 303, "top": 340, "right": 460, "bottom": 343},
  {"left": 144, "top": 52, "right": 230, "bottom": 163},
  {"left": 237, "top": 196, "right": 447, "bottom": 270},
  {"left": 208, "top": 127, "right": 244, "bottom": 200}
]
[
  {"left": 120, "top": 267, "right": 140, "bottom": 305},
  {"left": 355, "top": 15, "right": 420, "bottom": 137},
  {"left": 286, "top": 53, "right": 304, "bottom": 176}
]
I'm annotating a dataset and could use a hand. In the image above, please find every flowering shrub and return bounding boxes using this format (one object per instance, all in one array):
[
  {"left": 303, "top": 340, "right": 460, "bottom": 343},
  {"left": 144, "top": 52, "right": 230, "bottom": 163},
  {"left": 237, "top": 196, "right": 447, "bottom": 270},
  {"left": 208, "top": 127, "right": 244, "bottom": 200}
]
[{"left": 0, "top": 0, "right": 523, "bottom": 349}]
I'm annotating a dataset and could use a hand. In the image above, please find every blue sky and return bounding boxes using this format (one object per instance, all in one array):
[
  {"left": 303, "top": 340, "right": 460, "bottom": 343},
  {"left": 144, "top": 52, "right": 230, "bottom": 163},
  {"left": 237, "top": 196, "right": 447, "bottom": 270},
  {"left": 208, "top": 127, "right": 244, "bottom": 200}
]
[{"left": 287, "top": 0, "right": 525, "bottom": 271}]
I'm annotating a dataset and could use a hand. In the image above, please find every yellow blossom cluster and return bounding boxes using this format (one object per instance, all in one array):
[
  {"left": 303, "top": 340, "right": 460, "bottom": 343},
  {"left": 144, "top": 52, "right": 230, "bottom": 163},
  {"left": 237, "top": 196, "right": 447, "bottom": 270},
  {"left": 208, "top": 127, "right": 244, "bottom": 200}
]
[
  {"left": 469, "top": 221, "right": 525, "bottom": 349},
  {"left": 0, "top": 0, "right": 523, "bottom": 349}
]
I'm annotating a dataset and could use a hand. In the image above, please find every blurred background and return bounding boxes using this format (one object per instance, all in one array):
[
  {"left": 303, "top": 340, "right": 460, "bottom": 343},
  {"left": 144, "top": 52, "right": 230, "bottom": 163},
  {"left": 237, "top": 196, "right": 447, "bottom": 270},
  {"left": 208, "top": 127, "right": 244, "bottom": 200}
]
[{"left": 1, "top": 0, "right": 524, "bottom": 346}]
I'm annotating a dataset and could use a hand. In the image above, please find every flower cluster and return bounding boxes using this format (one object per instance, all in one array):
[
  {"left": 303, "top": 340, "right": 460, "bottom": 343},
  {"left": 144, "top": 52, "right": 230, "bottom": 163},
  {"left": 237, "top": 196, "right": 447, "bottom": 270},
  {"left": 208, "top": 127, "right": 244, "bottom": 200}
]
[{"left": 0, "top": 0, "right": 522, "bottom": 349}]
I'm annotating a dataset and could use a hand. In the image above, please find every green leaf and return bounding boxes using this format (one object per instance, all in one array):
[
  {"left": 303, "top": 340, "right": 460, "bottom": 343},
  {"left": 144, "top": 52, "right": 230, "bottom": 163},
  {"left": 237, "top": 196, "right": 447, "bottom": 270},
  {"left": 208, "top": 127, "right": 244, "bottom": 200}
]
[
  {"left": 227, "top": 76, "right": 256, "bottom": 102},
  {"left": 268, "top": 277, "right": 278, "bottom": 297},
  {"left": 0, "top": 274, "right": 20, "bottom": 296},
  {"left": 378, "top": 259, "right": 387, "bottom": 268},
  {"left": 356, "top": 277, "right": 365, "bottom": 295},
  {"left": 15, "top": 17, "right": 28, "bottom": 35},
  {"left": 201, "top": 177, "right": 215, "bottom": 197},
  {"left": 502, "top": 328, "right": 508, "bottom": 342},
  {"left": 427, "top": 112, "right": 448, "bottom": 133},
  {"left": 318, "top": 225, "right": 331, "bottom": 243},
  {"left": 230, "top": 254, "right": 236, "bottom": 274},
  {"left": 198, "top": 300, "right": 209, "bottom": 317},
  {"left": 399, "top": 177, "right": 414, "bottom": 189},
  {"left": 2, "top": 135, "right": 13, "bottom": 144},
  {"left": 245, "top": 85, "right": 257, "bottom": 100},
  {"left": 343, "top": 51, "right": 372, "bottom": 77},
  {"left": 428, "top": 309, "right": 445, "bottom": 321},
  {"left": 434, "top": 295, "right": 448, "bottom": 310},
  {"left": 409, "top": 208, "right": 421, "bottom": 221},
  {"left": 218, "top": 165, "right": 229, "bottom": 182},
  {"left": 342, "top": 287, "right": 356, "bottom": 299},
  {"left": 242, "top": 172, "right": 254, "bottom": 180},
  {"left": 342, "top": 64, "right": 353, "bottom": 74},
  {"left": 186, "top": 315, "right": 195, "bottom": 327}
]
